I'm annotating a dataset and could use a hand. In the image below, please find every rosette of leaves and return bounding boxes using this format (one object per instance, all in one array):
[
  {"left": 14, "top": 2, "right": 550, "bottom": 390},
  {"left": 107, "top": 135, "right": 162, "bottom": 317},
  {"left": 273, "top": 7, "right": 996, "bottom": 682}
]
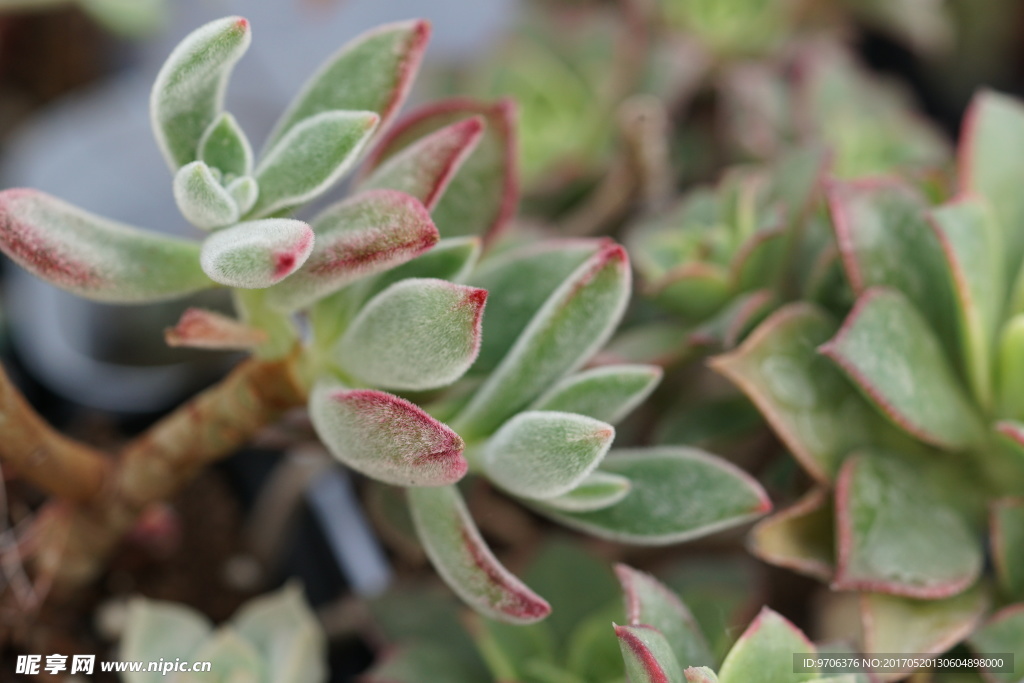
[
  {"left": 710, "top": 90, "right": 1024, "bottom": 673},
  {"left": 119, "top": 583, "right": 326, "bottom": 683}
]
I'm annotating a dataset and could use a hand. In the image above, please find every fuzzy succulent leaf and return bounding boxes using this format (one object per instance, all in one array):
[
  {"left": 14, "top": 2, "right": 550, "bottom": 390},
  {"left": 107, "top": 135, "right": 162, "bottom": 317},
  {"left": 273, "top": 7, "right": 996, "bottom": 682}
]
[
  {"left": 835, "top": 452, "right": 982, "bottom": 598},
  {"left": 186, "top": 629, "right": 262, "bottom": 683},
  {"left": 335, "top": 278, "right": 485, "bottom": 391},
  {"left": 250, "top": 110, "right": 379, "bottom": 218},
  {"left": 717, "top": 608, "right": 817, "bottom": 683},
  {"left": 529, "top": 365, "right": 662, "bottom": 425},
  {"left": 198, "top": 112, "right": 253, "bottom": 177},
  {"left": 199, "top": 219, "right": 313, "bottom": 288},
  {"left": 992, "top": 498, "right": 1024, "bottom": 601},
  {"left": 536, "top": 447, "right": 770, "bottom": 545},
  {"left": 482, "top": 411, "right": 615, "bottom": 500},
  {"left": 543, "top": 471, "right": 632, "bottom": 512},
  {"left": 749, "top": 487, "right": 835, "bottom": 582},
  {"left": 355, "top": 236, "right": 481, "bottom": 306},
  {"left": 120, "top": 599, "right": 212, "bottom": 683},
  {"left": 150, "top": 16, "right": 251, "bottom": 170},
  {"left": 615, "top": 565, "right": 714, "bottom": 670},
  {"left": 360, "top": 116, "right": 485, "bottom": 210},
  {"left": 368, "top": 98, "right": 518, "bottom": 240},
  {"left": 0, "top": 189, "right": 213, "bottom": 303},
  {"left": 615, "top": 624, "right": 684, "bottom": 683},
  {"left": 309, "top": 385, "right": 467, "bottom": 487},
  {"left": 173, "top": 160, "right": 239, "bottom": 230},
  {"left": 266, "top": 189, "right": 438, "bottom": 312},
  {"left": 231, "top": 583, "right": 326, "bottom": 683},
  {"left": 821, "top": 288, "right": 986, "bottom": 451},
  {"left": 454, "top": 242, "right": 630, "bottom": 439},
  {"left": 227, "top": 176, "right": 259, "bottom": 215},
  {"left": 265, "top": 20, "right": 429, "bottom": 150},
  {"left": 406, "top": 484, "right": 551, "bottom": 624},
  {"left": 684, "top": 667, "right": 719, "bottom": 683},
  {"left": 967, "top": 605, "right": 1024, "bottom": 683},
  {"left": 164, "top": 307, "right": 267, "bottom": 350}
]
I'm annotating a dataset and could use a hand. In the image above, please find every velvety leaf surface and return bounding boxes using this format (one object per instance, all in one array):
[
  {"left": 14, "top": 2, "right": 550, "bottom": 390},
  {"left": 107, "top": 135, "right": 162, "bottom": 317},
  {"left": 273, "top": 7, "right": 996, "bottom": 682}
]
[
  {"left": 336, "top": 278, "right": 486, "bottom": 391},
  {"left": 227, "top": 176, "right": 258, "bottom": 215},
  {"left": 231, "top": 584, "right": 326, "bottom": 683},
  {"left": 530, "top": 365, "right": 662, "bottom": 425},
  {"left": 717, "top": 608, "right": 817, "bottom": 683},
  {"left": 482, "top": 411, "right": 615, "bottom": 500},
  {"left": 173, "top": 160, "right": 239, "bottom": 229},
  {"left": 164, "top": 307, "right": 267, "bottom": 350},
  {"left": 616, "top": 565, "right": 714, "bottom": 670},
  {"left": 684, "top": 667, "right": 719, "bottom": 683},
  {"left": 0, "top": 189, "right": 212, "bottom": 303},
  {"left": 120, "top": 600, "right": 211, "bottom": 683},
  {"left": 368, "top": 98, "right": 518, "bottom": 240},
  {"left": 992, "top": 498, "right": 1024, "bottom": 601},
  {"left": 835, "top": 452, "right": 982, "bottom": 597},
  {"left": 967, "top": 605, "right": 1024, "bottom": 683},
  {"left": 454, "top": 242, "right": 630, "bottom": 439},
  {"left": 361, "top": 116, "right": 484, "bottom": 210},
  {"left": 309, "top": 385, "right": 467, "bottom": 486},
  {"left": 543, "top": 471, "right": 632, "bottom": 512},
  {"left": 199, "top": 218, "right": 314, "bottom": 288},
  {"left": 150, "top": 16, "right": 251, "bottom": 170},
  {"left": 198, "top": 112, "right": 253, "bottom": 177},
  {"left": 250, "top": 110, "right": 379, "bottom": 218},
  {"left": 407, "top": 484, "right": 551, "bottom": 624},
  {"left": 615, "top": 624, "right": 684, "bottom": 683},
  {"left": 356, "top": 236, "right": 481, "bottom": 305},
  {"left": 536, "top": 448, "right": 770, "bottom": 545},
  {"left": 748, "top": 487, "right": 835, "bottom": 582},
  {"left": 265, "top": 20, "right": 429, "bottom": 148},
  {"left": 821, "top": 288, "right": 986, "bottom": 451},
  {"left": 266, "top": 189, "right": 438, "bottom": 311}
]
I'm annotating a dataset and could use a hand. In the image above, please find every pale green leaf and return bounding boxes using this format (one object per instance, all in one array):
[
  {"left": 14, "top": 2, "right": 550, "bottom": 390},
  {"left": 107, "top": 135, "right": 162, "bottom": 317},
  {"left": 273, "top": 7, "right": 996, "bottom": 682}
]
[
  {"left": 748, "top": 487, "right": 834, "bottom": 582},
  {"left": 530, "top": 365, "right": 662, "bottom": 425},
  {"left": 181, "top": 629, "right": 262, "bottom": 683},
  {"left": 615, "top": 624, "right": 684, "bottom": 683},
  {"left": 173, "top": 160, "right": 239, "bottom": 230},
  {"left": 120, "top": 598, "right": 212, "bottom": 683},
  {"left": 968, "top": 605, "right": 1024, "bottom": 683},
  {"left": 199, "top": 219, "right": 313, "bottom": 288},
  {"left": 717, "top": 608, "right": 817, "bottom": 683},
  {"left": 997, "top": 315, "right": 1024, "bottom": 420},
  {"left": 992, "top": 498, "right": 1024, "bottom": 601},
  {"left": 231, "top": 583, "right": 326, "bottom": 683},
  {"left": 198, "top": 112, "right": 253, "bottom": 177},
  {"left": 543, "top": 471, "right": 632, "bottom": 512},
  {"left": 227, "top": 176, "right": 259, "bottom": 216},
  {"left": 685, "top": 668, "right": 719, "bottom": 683}
]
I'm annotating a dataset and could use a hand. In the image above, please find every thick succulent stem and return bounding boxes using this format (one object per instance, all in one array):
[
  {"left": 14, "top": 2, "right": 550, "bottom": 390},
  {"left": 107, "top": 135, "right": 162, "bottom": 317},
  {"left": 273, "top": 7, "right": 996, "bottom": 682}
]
[
  {"left": 0, "top": 362, "right": 110, "bottom": 502},
  {"left": 29, "top": 352, "right": 307, "bottom": 591}
]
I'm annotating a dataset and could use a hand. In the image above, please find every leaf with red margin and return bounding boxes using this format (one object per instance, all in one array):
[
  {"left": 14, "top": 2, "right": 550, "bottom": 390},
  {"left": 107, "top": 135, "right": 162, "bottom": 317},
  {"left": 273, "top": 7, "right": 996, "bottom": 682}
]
[
  {"left": 335, "top": 278, "right": 486, "bottom": 392},
  {"left": 0, "top": 189, "right": 213, "bottom": 303},
  {"left": 710, "top": 303, "right": 896, "bottom": 482},
  {"left": 820, "top": 288, "right": 987, "bottom": 451},
  {"left": 717, "top": 607, "right": 818, "bottom": 683},
  {"left": 968, "top": 604, "right": 1024, "bottom": 683},
  {"left": 825, "top": 178, "right": 957, "bottom": 357},
  {"left": 406, "top": 484, "right": 550, "bottom": 624},
  {"left": 615, "top": 564, "right": 714, "bottom": 669},
  {"left": 615, "top": 624, "right": 684, "bottom": 683},
  {"left": 309, "top": 385, "right": 467, "bottom": 487},
  {"left": 958, "top": 90, "right": 1024, "bottom": 279},
  {"left": 164, "top": 308, "right": 267, "bottom": 350},
  {"left": 264, "top": 20, "right": 430, "bottom": 149},
  {"left": 834, "top": 452, "right": 982, "bottom": 598},
  {"left": 365, "top": 98, "right": 518, "bottom": 242},
  {"left": 991, "top": 498, "right": 1024, "bottom": 601},
  {"left": 150, "top": 16, "right": 251, "bottom": 170},
  {"left": 927, "top": 196, "right": 1004, "bottom": 409},
  {"left": 200, "top": 219, "right": 314, "bottom": 289},
  {"left": 690, "top": 289, "right": 778, "bottom": 350},
  {"left": 266, "top": 189, "right": 438, "bottom": 311},
  {"left": 685, "top": 667, "right": 719, "bottom": 682},
  {"left": 652, "top": 263, "right": 733, "bottom": 322},
  {"left": 534, "top": 447, "right": 771, "bottom": 545},
  {"left": 748, "top": 487, "right": 835, "bottom": 582},
  {"left": 360, "top": 117, "right": 484, "bottom": 211},
  {"left": 860, "top": 583, "right": 989, "bottom": 679}
]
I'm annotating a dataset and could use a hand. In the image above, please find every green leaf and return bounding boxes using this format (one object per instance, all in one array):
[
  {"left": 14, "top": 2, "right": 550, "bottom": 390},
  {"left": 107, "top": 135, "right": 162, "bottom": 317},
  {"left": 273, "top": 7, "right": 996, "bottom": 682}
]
[
  {"left": 565, "top": 603, "right": 627, "bottom": 682},
  {"left": 468, "top": 614, "right": 557, "bottom": 682},
  {"left": 407, "top": 484, "right": 551, "bottom": 624},
  {"left": 615, "top": 565, "right": 714, "bottom": 669},
  {"left": 748, "top": 487, "right": 834, "bottom": 582},
  {"left": 266, "top": 189, "right": 438, "bottom": 312},
  {"left": 227, "top": 176, "right": 259, "bottom": 216},
  {"left": 265, "top": 20, "right": 429, "bottom": 149},
  {"left": 454, "top": 242, "right": 630, "bottom": 439},
  {"left": 482, "top": 411, "right": 615, "bottom": 500},
  {"left": 615, "top": 624, "right": 684, "bottom": 683},
  {"left": 356, "top": 236, "right": 482, "bottom": 305},
  {"left": 968, "top": 605, "right": 1024, "bottom": 683},
  {"left": 198, "top": 112, "right": 253, "bottom": 177},
  {"left": 834, "top": 452, "right": 982, "bottom": 598},
  {"left": 173, "top": 160, "right": 239, "bottom": 230},
  {"left": 250, "top": 110, "right": 379, "bottom": 218},
  {"left": 335, "top": 278, "right": 486, "bottom": 391},
  {"left": 309, "top": 384, "right": 467, "bottom": 487},
  {"left": 535, "top": 447, "right": 770, "bottom": 545},
  {"left": 368, "top": 98, "right": 518, "bottom": 240},
  {"left": 820, "top": 288, "right": 986, "bottom": 451},
  {"left": 186, "top": 629, "right": 262, "bottom": 683},
  {"left": 997, "top": 316, "right": 1024, "bottom": 419},
  {"left": 120, "top": 598, "right": 211, "bottom": 683},
  {"left": 928, "top": 197, "right": 1004, "bottom": 409},
  {"left": 530, "top": 365, "right": 663, "bottom": 425},
  {"left": 199, "top": 219, "right": 313, "bottom": 288},
  {"left": 860, "top": 584, "right": 989, "bottom": 658},
  {"left": 653, "top": 265, "right": 733, "bottom": 322},
  {"left": 543, "top": 472, "right": 632, "bottom": 512},
  {"left": 364, "top": 644, "right": 482, "bottom": 683},
  {"left": 360, "top": 116, "right": 485, "bottom": 210},
  {"left": 150, "top": 16, "right": 251, "bottom": 170},
  {"left": 992, "top": 498, "right": 1024, "bottom": 601},
  {"left": 684, "top": 668, "right": 719, "bottom": 683},
  {"left": 0, "top": 188, "right": 213, "bottom": 303},
  {"left": 717, "top": 608, "right": 817, "bottom": 683},
  {"left": 231, "top": 583, "right": 326, "bottom": 683}
]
